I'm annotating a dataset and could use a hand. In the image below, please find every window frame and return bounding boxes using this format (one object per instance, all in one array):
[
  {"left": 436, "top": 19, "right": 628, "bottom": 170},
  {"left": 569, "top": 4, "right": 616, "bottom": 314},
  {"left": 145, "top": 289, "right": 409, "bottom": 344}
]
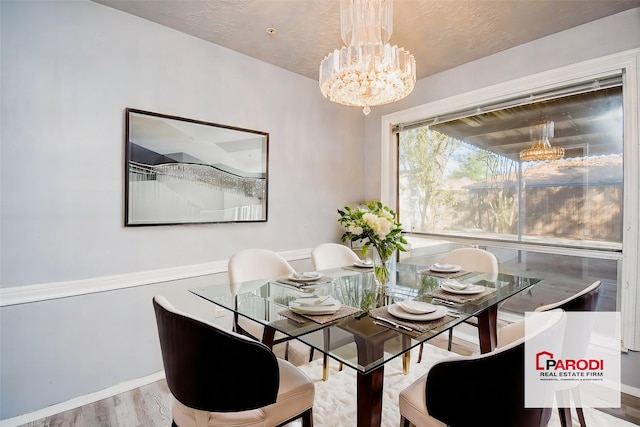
[{"left": 380, "top": 49, "right": 640, "bottom": 350}]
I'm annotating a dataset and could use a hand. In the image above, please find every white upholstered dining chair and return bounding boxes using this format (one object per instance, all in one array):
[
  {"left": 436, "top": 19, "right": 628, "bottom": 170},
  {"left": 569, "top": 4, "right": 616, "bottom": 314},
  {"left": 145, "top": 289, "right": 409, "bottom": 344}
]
[
  {"left": 311, "top": 243, "right": 360, "bottom": 270},
  {"left": 309, "top": 243, "right": 362, "bottom": 379},
  {"left": 419, "top": 247, "right": 499, "bottom": 359},
  {"left": 228, "top": 248, "right": 299, "bottom": 359},
  {"left": 438, "top": 247, "right": 499, "bottom": 282}
]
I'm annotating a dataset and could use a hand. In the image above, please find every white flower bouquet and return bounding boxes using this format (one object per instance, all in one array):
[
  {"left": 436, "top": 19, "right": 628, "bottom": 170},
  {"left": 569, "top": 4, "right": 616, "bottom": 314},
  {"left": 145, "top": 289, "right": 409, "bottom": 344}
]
[{"left": 338, "top": 201, "right": 407, "bottom": 286}]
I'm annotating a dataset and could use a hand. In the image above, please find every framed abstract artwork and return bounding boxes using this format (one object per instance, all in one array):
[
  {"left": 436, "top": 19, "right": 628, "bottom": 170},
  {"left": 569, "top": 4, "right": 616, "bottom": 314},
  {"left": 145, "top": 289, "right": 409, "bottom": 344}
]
[{"left": 124, "top": 108, "right": 268, "bottom": 226}]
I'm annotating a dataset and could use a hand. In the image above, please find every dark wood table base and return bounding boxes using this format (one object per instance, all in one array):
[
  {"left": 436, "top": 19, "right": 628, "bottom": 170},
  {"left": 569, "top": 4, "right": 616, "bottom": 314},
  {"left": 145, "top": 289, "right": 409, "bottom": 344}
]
[
  {"left": 357, "top": 367, "right": 384, "bottom": 427},
  {"left": 477, "top": 305, "right": 498, "bottom": 353}
]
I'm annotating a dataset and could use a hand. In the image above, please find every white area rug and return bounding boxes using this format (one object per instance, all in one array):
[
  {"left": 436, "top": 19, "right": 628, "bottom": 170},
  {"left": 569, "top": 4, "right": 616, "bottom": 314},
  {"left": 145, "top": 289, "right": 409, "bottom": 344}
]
[{"left": 296, "top": 344, "right": 636, "bottom": 427}]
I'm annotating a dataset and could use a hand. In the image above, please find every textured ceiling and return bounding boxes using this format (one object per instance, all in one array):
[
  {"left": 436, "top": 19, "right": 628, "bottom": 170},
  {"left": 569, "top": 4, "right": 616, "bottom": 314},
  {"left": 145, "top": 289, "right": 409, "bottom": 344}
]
[{"left": 93, "top": 0, "right": 639, "bottom": 81}]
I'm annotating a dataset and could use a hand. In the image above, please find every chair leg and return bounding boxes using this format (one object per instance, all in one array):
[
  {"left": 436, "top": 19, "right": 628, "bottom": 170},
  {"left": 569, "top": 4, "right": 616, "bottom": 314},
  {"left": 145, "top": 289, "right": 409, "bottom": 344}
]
[
  {"left": 284, "top": 342, "right": 290, "bottom": 360},
  {"left": 301, "top": 408, "right": 314, "bottom": 427},
  {"left": 572, "top": 387, "right": 587, "bottom": 427},
  {"left": 399, "top": 415, "right": 411, "bottom": 427},
  {"left": 556, "top": 389, "right": 573, "bottom": 427},
  {"left": 576, "top": 408, "right": 587, "bottom": 427},
  {"left": 338, "top": 362, "right": 343, "bottom": 371},
  {"left": 558, "top": 407, "right": 573, "bottom": 427},
  {"left": 322, "top": 354, "right": 329, "bottom": 381},
  {"left": 448, "top": 328, "right": 454, "bottom": 351},
  {"left": 309, "top": 347, "right": 315, "bottom": 363},
  {"left": 417, "top": 343, "right": 423, "bottom": 363}
]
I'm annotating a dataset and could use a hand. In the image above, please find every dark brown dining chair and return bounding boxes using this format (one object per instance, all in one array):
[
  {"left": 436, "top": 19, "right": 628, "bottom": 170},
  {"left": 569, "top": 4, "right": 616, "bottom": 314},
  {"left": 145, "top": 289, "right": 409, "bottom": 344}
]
[
  {"left": 399, "top": 309, "right": 565, "bottom": 427},
  {"left": 534, "top": 280, "right": 602, "bottom": 427},
  {"left": 153, "top": 296, "right": 315, "bottom": 427}
]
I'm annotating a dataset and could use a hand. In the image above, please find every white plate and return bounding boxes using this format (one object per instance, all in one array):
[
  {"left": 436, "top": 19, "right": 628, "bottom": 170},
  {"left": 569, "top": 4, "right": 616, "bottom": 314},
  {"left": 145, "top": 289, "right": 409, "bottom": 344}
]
[
  {"left": 291, "top": 296, "right": 336, "bottom": 307},
  {"left": 440, "top": 283, "right": 485, "bottom": 294},
  {"left": 388, "top": 304, "right": 447, "bottom": 321},
  {"left": 289, "top": 299, "right": 341, "bottom": 315},
  {"left": 396, "top": 300, "right": 437, "bottom": 314},
  {"left": 288, "top": 272, "right": 322, "bottom": 283},
  {"left": 354, "top": 260, "right": 373, "bottom": 268},
  {"left": 429, "top": 263, "right": 462, "bottom": 273}
]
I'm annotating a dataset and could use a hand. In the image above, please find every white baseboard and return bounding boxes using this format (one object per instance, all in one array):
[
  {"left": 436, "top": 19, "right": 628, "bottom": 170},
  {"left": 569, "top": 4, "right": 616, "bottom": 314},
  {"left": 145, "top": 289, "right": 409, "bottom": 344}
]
[
  {"left": 0, "top": 371, "right": 166, "bottom": 427},
  {"left": 621, "top": 384, "right": 640, "bottom": 399}
]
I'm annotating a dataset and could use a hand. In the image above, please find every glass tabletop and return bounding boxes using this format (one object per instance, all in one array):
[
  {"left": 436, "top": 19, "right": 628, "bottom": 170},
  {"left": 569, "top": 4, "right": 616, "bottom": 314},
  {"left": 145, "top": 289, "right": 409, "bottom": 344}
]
[{"left": 190, "top": 262, "right": 541, "bottom": 374}]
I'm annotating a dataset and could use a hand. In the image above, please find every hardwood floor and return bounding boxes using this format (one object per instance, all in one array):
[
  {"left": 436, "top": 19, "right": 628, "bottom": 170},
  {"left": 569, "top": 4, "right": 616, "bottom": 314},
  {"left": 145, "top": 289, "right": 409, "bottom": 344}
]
[
  {"left": 600, "top": 392, "right": 640, "bottom": 426},
  {"left": 20, "top": 380, "right": 174, "bottom": 427}
]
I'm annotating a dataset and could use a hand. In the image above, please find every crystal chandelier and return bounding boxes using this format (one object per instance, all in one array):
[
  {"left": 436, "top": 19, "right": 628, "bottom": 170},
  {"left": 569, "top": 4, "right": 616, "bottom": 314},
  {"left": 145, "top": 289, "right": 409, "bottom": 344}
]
[
  {"left": 319, "top": 0, "right": 416, "bottom": 115},
  {"left": 520, "top": 120, "right": 565, "bottom": 162}
]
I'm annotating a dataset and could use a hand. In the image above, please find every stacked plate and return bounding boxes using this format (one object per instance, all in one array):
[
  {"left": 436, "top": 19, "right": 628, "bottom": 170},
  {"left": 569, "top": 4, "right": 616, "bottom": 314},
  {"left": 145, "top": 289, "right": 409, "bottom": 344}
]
[
  {"left": 288, "top": 272, "right": 323, "bottom": 283},
  {"left": 440, "top": 279, "right": 484, "bottom": 294},
  {"left": 289, "top": 296, "right": 341, "bottom": 315},
  {"left": 429, "top": 263, "right": 461, "bottom": 273},
  {"left": 388, "top": 300, "right": 447, "bottom": 321}
]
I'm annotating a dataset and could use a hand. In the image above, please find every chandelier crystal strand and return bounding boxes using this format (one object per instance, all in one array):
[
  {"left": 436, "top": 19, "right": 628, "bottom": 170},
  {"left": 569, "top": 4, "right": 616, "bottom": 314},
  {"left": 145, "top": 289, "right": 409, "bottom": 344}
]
[
  {"left": 520, "top": 120, "right": 565, "bottom": 162},
  {"left": 319, "top": 0, "right": 416, "bottom": 115}
]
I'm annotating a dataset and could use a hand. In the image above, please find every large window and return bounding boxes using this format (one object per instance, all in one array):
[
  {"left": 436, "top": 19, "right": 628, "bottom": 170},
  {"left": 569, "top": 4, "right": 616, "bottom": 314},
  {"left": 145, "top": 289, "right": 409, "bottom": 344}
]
[{"left": 398, "top": 83, "right": 623, "bottom": 252}]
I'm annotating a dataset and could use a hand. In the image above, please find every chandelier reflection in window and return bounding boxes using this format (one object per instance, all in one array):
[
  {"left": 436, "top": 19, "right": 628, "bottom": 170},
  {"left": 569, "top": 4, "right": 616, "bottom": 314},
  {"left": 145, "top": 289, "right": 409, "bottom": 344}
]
[
  {"left": 520, "top": 120, "right": 565, "bottom": 162},
  {"left": 319, "top": 0, "right": 416, "bottom": 115}
]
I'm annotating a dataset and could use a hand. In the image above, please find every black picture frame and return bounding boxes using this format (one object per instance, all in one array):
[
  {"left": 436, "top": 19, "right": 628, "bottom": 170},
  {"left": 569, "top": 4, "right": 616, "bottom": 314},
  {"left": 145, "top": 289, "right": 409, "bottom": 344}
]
[{"left": 124, "top": 108, "right": 269, "bottom": 226}]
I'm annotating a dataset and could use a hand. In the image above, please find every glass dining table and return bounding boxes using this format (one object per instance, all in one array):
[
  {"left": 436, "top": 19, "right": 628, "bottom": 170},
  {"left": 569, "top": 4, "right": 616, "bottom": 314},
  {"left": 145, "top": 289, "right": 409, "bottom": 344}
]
[{"left": 190, "top": 262, "right": 542, "bottom": 427}]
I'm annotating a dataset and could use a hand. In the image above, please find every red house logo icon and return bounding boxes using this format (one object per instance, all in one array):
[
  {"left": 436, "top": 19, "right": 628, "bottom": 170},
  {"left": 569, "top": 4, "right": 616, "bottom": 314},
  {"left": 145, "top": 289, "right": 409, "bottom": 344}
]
[{"left": 536, "top": 351, "right": 554, "bottom": 370}]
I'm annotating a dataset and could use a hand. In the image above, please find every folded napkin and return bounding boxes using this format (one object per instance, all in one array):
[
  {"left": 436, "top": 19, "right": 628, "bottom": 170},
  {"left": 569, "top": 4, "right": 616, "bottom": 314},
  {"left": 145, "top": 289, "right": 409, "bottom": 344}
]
[
  {"left": 442, "top": 279, "right": 469, "bottom": 290},
  {"left": 432, "top": 263, "right": 457, "bottom": 270},
  {"left": 293, "top": 296, "right": 336, "bottom": 307},
  {"left": 396, "top": 300, "right": 437, "bottom": 314},
  {"left": 354, "top": 260, "right": 373, "bottom": 267},
  {"left": 275, "top": 276, "right": 333, "bottom": 289}
]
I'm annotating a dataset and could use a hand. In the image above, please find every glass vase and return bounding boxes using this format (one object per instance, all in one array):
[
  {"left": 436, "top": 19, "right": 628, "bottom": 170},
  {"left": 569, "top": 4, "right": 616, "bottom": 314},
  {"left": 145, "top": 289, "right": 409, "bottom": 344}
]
[
  {"left": 366, "top": 247, "right": 396, "bottom": 310},
  {"left": 372, "top": 246, "right": 396, "bottom": 288}
]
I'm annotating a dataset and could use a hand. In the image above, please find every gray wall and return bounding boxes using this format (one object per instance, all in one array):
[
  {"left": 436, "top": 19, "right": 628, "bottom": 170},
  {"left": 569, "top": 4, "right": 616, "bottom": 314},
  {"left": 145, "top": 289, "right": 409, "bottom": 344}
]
[
  {"left": 1, "top": 0, "right": 639, "bottom": 421},
  {"left": 0, "top": 0, "right": 362, "bottom": 420},
  {"left": 0, "top": 0, "right": 365, "bottom": 287}
]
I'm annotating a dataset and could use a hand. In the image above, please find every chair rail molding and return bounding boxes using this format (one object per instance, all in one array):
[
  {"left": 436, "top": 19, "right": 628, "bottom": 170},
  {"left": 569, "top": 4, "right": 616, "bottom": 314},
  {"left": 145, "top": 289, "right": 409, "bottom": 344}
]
[{"left": 0, "top": 249, "right": 312, "bottom": 307}]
